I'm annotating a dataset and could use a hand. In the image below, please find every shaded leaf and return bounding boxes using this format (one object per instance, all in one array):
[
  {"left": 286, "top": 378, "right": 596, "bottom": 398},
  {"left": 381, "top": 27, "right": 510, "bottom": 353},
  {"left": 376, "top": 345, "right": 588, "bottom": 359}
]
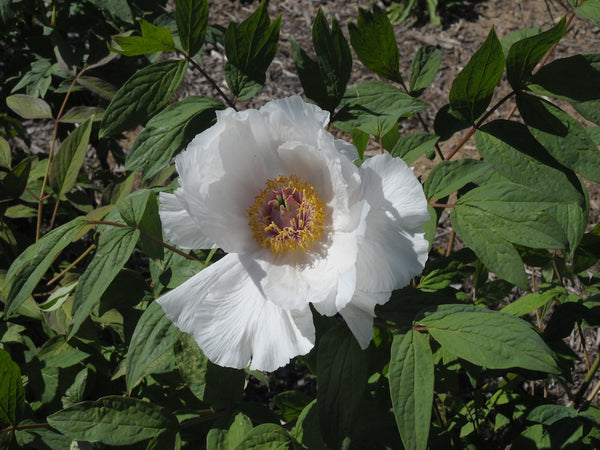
[
  {"left": 0, "top": 349, "right": 24, "bottom": 428},
  {"left": 6, "top": 94, "right": 52, "bottom": 119}
]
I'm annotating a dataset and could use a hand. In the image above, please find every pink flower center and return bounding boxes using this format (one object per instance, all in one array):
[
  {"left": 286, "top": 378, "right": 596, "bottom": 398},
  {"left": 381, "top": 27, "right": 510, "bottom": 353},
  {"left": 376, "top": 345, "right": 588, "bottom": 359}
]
[{"left": 248, "top": 175, "right": 325, "bottom": 254}]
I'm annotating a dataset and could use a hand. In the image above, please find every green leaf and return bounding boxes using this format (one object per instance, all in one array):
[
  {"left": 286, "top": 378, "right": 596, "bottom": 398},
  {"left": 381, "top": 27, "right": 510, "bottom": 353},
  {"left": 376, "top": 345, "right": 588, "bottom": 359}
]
[
  {"left": 111, "top": 20, "right": 175, "bottom": 56},
  {"left": 49, "top": 118, "right": 93, "bottom": 197},
  {"left": 451, "top": 204, "right": 529, "bottom": 290},
  {"left": 59, "top": 106, "right": 104, "bottom": 123},
  {"left": 274, "top": 391, "right": 313, "bottom": 422},
  {"left": 125, "top": 96, "right": 223, "bottom": 180},
  {"left": 291, "top": 9, "right": 351, "bottom": 113},
  {"left": 118, "top": 189, "right": 164, "bottom": 259},
  {"left": 233, "top": 423, "right": 293, "bottom": 449},
  {"left": 518, "top": 93, "right": 600, "bottom": 183},
  {"left": 529, "top": 54, "right": 600, "bottom": 102},
  {"left": 69, "top": 226, "right": 140, "bottom": 338},
  {"left": 77, "top": 76, "right": 118, "bottom": 100},
  {"left": 500, "top": 28, "right": 542, "bottom": 57},
  {"left": 3, "top": 217, "right": 88, "bottom": 318},
  {"left": 424, "top": 159, "right": 494, "bottom": 201},
  {"left": 0, "top": 349, "right": 24, "bottom": 428},
  {"left": 36, "top": 335, "right": 89, "bottom": 369},
  {"left": 47, "top": 396, "right": 177, "bottom": 445},
  {"left": 176, "top": 0, "right": 209, "bottom": 56},
  {"left": 389, "top": 330, "right": 434, "bottom": 450},
  {"left": 410, "top": 44, "right": 442, "bottom": 97},
  {"left": 501, "top": 286, "right": 566, "bottom": 317},
  {"left": 0, "top": 136, "right": 10, "bottom": 169},
  {"left": 334, "top": 81, "right": 428, "bottom": 135},
  {"left": 433, "top": 103, "right": 471, "bottom": 141},
  {"left": 207, "top": 412, "right": 253, "bottom": 450},
  {"left": 126, "top": 301, "right": 182, "bottom": 392},
  {"left": 317, "top": 323, "right": 369, "bottom": 448},
  {"left": 417, "top": 304, "right": 560, "bottom": 373},
  {"left": 390, "top": 132, "right": 439, "bottom": 165},
  {"left": 506, "top": 17, "right": 566, "bottom": 90},
  {"left": 449, "top": 27, "right": 504, "bottom": 123},
  {"left": 348, "top": 4, "right": 402, "bottom": 82},
  {"left": 575, "top": 0, "right": 600, "bottom": 28},
  {"left": 224, "top": 1, "right": 281, "bottom": 100},
  {"left": 6, "top": 94, "right": 53, "bottom": 119},
  {"left": 0, "top": 157, "right": 31, "bottom": 201},
  {"left": 99, "top": 59, "right": 188, "bottom": 138},
  {"left": 291, "top": 400, "right": 327, "bottom": 450},
  {"left": 174, "top": 333, "right": 245, "bottom": 408}
]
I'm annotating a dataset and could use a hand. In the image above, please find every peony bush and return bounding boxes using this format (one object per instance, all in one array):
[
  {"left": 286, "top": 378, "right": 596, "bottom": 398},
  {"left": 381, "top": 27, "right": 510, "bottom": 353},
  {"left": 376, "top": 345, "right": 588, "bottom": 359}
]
[{"left": 2, "top": 0, "right": 600, "bottom": 448}]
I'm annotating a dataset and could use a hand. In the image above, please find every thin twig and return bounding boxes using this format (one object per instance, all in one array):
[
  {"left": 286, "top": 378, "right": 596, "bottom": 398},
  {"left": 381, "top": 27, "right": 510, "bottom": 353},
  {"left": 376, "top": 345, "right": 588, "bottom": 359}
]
[
  {"left": 46, "top": 243, "right": 96, "bottom": 286},
  {"left": 1, "top": 423, "right": 50, "bottom": 433}
]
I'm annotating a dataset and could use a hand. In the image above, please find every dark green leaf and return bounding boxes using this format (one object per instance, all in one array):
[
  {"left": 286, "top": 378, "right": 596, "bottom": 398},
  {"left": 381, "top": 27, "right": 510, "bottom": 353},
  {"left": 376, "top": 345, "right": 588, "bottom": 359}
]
[
  {"left": 6, "top": 94, "right": 53, "bottom": 119},
  {"left": 59, "top": 106, "right": 104, "bottom": 123},
  {"left": 69, "top": 226, "right": 140, "bottom": 338},
  {"left": 118, "top": 189, "right": 164, "bottom": 259},
  {"left": 0, "top": 349, "right": 24, "bottom": 428},
  {"left": 506, "top": 17, "right": 566, "bottom": 90},
  {"left": 390, "top": 132, "right": 439, "bottom": 165},
  {"left": 99, "top": 59, "right": 188, "bottom": 138},
  {"left": 417, "top": 304, "right": 560, "bottom": 373},
  {"left": 317, "top": 323, "right": 369, "bottom": 448},
  {"left": 36, "top": 335, "right": 89, "bottom": 369},
  {"left": 410, "top": 44, "right": 442, "bottom": 97},
  {"left": 449, "top": 27, "right": 504, "bottom": 123},
  {"left": 291, "top": 400, "right": 327, "bottom": 450},
  {"left": 274, "top": 391, "right": 313, "bottom": 422},
  {"left": 433, "top": 103, "right": 471, "bottom": 141},
  {"left": 3, "top": 217, "right": 88, "bottom": 318},
  {"left": 233, "top": 423, "right": 292, "bottom": 449},
  {"left": 125, "top": 96, "right": 223, "bottom": 180},
  {"left": 500, "top": 28, "right": 542, "bottom": 57},
  {"left": 424, "top": 158, "right": 494, "bottom": 201},
  {"left": 47, "top": 396, "right": 177, "bottom": 445},
  {"left": 126, "top": 301, "right": 182, "bottom": 391},
  {"left": 348, "top": 4, "right": 402, "bottom": 82},
  {"left": 176, "top": 0, "right": 209, "bottom": 56},
  {"left": 77, "top": 76, "right": 118, "bottom": 100},
  {"left": 518, "top": 93, "right": 600, "bottom": 183},
  {"left": 224, "top": 2, "right": 281, "bottom": 100},
  {"left": 207, "top": 412, "right": 253, "bottom": 450},
  {"left": 389, "top": 330, "right": 434, "bottom": 450},
  {"left": 49, "top": 118, "right": 93, "bottom": 197},
  {"left": 0, "top": 157, "right": 31, "bottom": 201},
  {"left": 111, "top": 20, "right": 175, "bottom": 56},
  {"left": 419, "top": 259, "right": 475, "bottom": 292},
  {"left": 0, "top": 136, "right": 10, "bottom": 169},
  {"left": 529, "top": 54, "right": 600, "bottom": 102}
]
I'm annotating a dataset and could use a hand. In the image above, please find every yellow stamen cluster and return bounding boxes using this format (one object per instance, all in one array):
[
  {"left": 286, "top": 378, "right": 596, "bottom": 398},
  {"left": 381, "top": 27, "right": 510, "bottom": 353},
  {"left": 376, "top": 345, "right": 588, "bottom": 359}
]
[{"left": 248, "top": 175, "right": 325, "bottom": 254}]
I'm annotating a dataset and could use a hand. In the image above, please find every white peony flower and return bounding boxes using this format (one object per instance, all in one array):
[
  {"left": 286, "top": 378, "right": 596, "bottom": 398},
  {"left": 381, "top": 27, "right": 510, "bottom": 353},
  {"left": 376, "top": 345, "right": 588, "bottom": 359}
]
[{"left": 157, "top": 96, "right": 429, "bottom": 371}]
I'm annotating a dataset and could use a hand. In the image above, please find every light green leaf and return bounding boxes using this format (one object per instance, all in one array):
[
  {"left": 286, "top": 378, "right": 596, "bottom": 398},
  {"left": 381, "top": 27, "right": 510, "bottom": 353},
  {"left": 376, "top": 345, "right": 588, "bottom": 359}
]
[
  {"left": 0, "top": 136, "right": 10, "bottom": 169},
  {"left": 3, "top": 217, "right": 88, "bottom": 318},
  {"left": 449, "top": 27, "right": 504, "bottom": 123},
  {"left": 424, "top": 159, "right": 494, "bottom": 201},
  {"left": 575, "top": 1, "right": 600, "bottom": 29},
  {"left": 389, "top": 330, "right": 434, "bottom": 450},
  {"left": 348, "top": 4, "right": 402, "bottom": 82},
  {"left": 126, "top": 301, "right": 182, "bottom": 392},
  {"left": 410, "top": 44, "right": 442, "bottom": 97},
  {"left": 291, "top": 400, "right": 327, "bottom": 450},
  {"left": 417, "top": 304, "right": 560, "bottom": 373},
  {"left": 390, "top": 132, "right": 439, "bottom": 165},
  {"left": 518, "top": 93, "right": 600, "bottom": 183},
  {"left": 317, "top": 323, "right": 369, "bottom": 448},
  {"left": 49, "top": 118, "right": 93, "bottom": 197},
  {"left": 0, "top": 349, "right": 24, "bottom": 428},
  {"left": 47, "top": 396, "right": 177, "bottom": 445},
  {"left": 99, "top": 59, "right": 188, "bottom": 138},
  {"left": 501, "top": 286, "right": 567, "bottom": 317},
  {"left": 206, "top": 412, "right": 253, "bottom": 450},
  {"left": 233, "top": 423, "right": 292, "bottom": 450},
  {"left": 176, "top": 0, "right": 209, "bottom": 56},
  {"left": 125, "top": 96, "right": 223, "bottom": 180},
  {"left": 111, "top": 20, "right": 175, "bottom": 56},
  {"left": 69, "top": 226, "right": 140, "bottom": 338},
  {"left": 6, "top": 94, "right": 53, "bottom": 119}
]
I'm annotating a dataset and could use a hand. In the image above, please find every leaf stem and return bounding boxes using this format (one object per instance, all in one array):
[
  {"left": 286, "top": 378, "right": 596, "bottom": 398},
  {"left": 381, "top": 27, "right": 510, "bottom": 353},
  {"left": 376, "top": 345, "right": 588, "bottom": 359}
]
[
  {"left": 86, "top": 220, "right": 201, "bottom": 262},
  {"left": 176, "top": 49, "right": 238, "bottom": 111},
  {"left": 429, "top": 202, "right": 455, "bottom": 209},
  {"left": 36, "top": 71, "right": 83, "bottom": 241},
  {"left": 1, "top": 423, "right": 50, "bottom": 433},
  {"left": 573, "top": 352, "right": 600, "bottom": 406},
  {"left": 46, "top": 243, "right": 96, "bottom": 286}
]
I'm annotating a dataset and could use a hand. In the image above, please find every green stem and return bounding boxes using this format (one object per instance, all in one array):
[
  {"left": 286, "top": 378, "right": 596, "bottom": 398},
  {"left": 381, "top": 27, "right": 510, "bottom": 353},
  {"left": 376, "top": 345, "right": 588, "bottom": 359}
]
[{"left": 573, "top": 353, "right": 600, "bottom": 406}]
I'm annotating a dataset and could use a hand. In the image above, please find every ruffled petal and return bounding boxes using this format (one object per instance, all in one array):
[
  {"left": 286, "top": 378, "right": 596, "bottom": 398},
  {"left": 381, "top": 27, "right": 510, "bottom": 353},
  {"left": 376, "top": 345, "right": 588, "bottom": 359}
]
[
  {"left": 158, "top": 192, "right": 216, "bottom": 249},
  {"left": 339, "top": 290, "right": 390, "bottom": 349},
  {"left": 157, "top": 254, "right": 315, "bottom": 371}
]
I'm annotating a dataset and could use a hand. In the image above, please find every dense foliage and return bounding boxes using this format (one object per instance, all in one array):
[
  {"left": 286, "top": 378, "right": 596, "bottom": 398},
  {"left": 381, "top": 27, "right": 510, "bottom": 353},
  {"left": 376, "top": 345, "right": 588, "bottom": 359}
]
[{"left": 2, "top": 0, "right": 600, "bottom": 448}]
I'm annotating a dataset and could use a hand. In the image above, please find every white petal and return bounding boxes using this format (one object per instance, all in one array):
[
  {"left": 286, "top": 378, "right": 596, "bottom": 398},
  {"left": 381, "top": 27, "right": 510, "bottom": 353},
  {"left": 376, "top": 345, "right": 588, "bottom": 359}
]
[
  {"left": 356, "top": 153, "right": 429, "bottom": 293},
  {"left": 158, "top": 193, "right": 216, "bottom": 249},
  {"left": 157, "top": 253, "right": 315, "bottom": 371},
  {"left": 340, "top": 290, "right": 390, "bottom": 349}
]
